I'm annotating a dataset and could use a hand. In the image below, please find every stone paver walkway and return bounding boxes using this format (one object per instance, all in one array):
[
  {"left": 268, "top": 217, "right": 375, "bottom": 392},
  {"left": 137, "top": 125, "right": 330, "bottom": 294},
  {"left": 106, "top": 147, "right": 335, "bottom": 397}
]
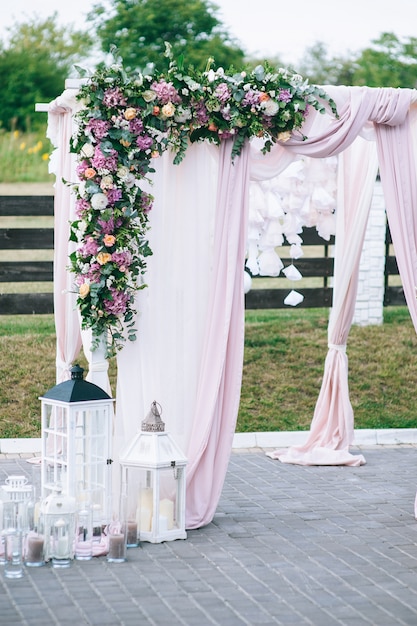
[{"left": 1, "top": 446, "right": 417, "bottom": 625}]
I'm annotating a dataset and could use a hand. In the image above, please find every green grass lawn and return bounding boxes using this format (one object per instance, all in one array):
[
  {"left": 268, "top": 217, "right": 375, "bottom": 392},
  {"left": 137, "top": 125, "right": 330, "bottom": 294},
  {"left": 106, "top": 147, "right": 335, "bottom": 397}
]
[{"left": 1, "top": 307, "right": 416, "bottom": 439}]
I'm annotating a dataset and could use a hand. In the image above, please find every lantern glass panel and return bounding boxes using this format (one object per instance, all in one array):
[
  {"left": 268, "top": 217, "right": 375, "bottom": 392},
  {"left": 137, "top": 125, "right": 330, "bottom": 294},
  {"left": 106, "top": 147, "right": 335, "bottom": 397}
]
[{"left": 124, "top": 466, "right": 184, "bottom": 540}]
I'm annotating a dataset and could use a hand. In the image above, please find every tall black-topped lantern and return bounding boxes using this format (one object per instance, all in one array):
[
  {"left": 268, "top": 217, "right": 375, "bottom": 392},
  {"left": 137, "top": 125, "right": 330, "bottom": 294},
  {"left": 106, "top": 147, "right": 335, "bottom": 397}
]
[{"left": 39, "top": 365, "right": 114, "bottom": 524}]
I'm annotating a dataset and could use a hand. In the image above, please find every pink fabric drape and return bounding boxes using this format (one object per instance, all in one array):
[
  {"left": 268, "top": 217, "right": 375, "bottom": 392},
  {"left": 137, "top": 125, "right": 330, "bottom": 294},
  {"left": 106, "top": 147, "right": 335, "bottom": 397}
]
[
  {"left": 266, "top": 87, "right": 416, "bottom": 466},
  {"left": 375, "top": 116, "right": 417, "bottom": 332},
  {"left": 47, "top": 97, "right": 82, "bottom": 382},
  {"left": 185, "top": 140, "right": 250, "bottom": 528}
]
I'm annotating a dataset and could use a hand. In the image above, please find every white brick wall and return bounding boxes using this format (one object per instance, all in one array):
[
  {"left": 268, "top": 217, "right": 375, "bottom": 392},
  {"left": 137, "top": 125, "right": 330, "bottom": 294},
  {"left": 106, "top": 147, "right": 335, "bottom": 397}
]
[{"left": 352, "top": 180, "right": 386, "bottom": 326}]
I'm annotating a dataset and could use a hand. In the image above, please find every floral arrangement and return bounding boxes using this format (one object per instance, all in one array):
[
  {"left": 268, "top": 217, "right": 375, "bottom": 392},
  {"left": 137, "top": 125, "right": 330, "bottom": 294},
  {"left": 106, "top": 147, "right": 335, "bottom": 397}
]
[{"left": 69, "top": 44, "right": 337, "bottom": 357}]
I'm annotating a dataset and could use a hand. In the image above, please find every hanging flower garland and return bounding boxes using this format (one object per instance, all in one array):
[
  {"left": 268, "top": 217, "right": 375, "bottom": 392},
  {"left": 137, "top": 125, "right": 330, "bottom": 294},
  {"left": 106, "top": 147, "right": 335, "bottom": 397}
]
[{"left": 69, "top": 44, "right": 337, "bottom": 358}]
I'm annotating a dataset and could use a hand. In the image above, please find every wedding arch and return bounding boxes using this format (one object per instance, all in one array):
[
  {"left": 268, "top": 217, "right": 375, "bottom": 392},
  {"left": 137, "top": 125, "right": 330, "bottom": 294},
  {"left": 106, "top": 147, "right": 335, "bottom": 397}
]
[{"left": 45, "top": 54, "right": 417, "bottom": 529}]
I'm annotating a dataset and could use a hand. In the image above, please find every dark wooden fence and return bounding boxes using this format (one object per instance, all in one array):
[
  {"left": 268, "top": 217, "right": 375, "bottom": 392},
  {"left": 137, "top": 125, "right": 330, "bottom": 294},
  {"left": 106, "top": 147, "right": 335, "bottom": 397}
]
[
  {"left": 0, "top": 195, "right": 404, "bottom": 315},
  {"left": 0, "top": 196, "right": 54, "bottom": 315}
]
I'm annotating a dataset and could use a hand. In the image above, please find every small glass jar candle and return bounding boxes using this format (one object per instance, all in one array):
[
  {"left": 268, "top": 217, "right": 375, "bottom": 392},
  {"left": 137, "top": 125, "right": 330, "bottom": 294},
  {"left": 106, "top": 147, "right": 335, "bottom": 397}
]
[
  {"left": 125, "top": 520, "right": 139, "bottom": 548},
  {"left": 25, "top": 531, "right": 45, "bottom": 567},
  {"left": 106, "top": 521, "right": 127, "bottom": 563},
  {"left": 4, "top": 528, "right": 24, "bottom": 579},
  {"left": 51, "top": 518, "right": 72, "bottom": 568},
  {"left": 75, "top": 508, "right": 93, "bottom": 561}
]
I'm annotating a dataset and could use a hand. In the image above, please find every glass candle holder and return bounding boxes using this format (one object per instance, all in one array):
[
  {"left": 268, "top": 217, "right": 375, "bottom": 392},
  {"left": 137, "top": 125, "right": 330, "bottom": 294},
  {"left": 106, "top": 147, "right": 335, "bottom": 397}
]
[
  {"left": 51, "top": 518, "right": 72, "bottom": 568},
  {"left": 25, "top": 531, "right": 45, "bottom": 567},
  {"left": 4, "top": 529, "right": 24, "bottom": 579},
  {"left": 0, "top": 529, "right": 7, "bottom": 566},
  {"left": 125, "top": 520, "right": 139, "bottom": 548},
  {"left": 106, "top": 521, "right": 127, "bottom": 563},
  {"left": 75, "top": 508, "right": 93, "bottom": 561}
]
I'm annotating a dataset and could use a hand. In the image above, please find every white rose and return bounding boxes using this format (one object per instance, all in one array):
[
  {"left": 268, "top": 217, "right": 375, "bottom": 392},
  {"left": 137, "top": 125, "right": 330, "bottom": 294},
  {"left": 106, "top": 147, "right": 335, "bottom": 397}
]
[
  {"left": 142, "top": 90, "right": 156, "bottom": 102},
  {"left": 117, "top": 165, "right": 130, "bottom": 179},
  {"left": 161, "top": 103, "right": 175, "bottom": 118},
  {"left": 80, "top": 143, "right": 94, "bottom": 158},
  {"left": 100, "top": 175, "right": 114, "bottom": 190},
  {"left": 91, "top": 192, "right": 109, "bottom": 211}
]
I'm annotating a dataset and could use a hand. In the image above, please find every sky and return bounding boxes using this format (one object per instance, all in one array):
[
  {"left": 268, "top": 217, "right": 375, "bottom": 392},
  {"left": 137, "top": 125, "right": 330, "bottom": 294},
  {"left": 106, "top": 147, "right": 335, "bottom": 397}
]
[{"left": 0, "top": 0, "right": 416, "bottom": 67}]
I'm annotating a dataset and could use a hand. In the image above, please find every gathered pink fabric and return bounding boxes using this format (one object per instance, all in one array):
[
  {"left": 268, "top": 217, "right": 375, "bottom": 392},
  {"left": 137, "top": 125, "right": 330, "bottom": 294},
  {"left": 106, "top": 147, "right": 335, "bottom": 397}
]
[
  {"left": 185, "top": 140, "right": 250, "bottom": 528},
  {"left": 47, "top": 97, "right": 82, "bottom": 382},
  {"left": 265, "top": 87, "right": 416, "bottom": 466}
]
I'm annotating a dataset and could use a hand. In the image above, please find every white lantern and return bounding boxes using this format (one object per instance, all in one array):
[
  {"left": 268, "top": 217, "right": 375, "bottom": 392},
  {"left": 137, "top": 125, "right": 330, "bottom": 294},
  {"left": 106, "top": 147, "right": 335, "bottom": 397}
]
[
  {"left": 40, "top": 489, "right": 76, "bottom": 566},
  {"left": 39, "top": 365, "right": 114, "bottom": 523},
  {"left": 119, "top": 402, "right": 187, "bottom": 544}
]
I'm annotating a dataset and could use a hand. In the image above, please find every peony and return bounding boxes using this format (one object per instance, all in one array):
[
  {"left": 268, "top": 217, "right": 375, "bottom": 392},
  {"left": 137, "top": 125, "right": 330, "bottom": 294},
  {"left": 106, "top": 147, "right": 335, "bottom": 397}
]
[
  {"left": 96, "top": 251, "right": 112, "bottom": 265},
  {"left": 124, "top": 107, "right": 137, "bottom": 120},
  {"left": 261, "top": 99, "right": 279, "bottom": 116},
  {"left": 91, "top": 193, "right": 109, "bottom": 211}
]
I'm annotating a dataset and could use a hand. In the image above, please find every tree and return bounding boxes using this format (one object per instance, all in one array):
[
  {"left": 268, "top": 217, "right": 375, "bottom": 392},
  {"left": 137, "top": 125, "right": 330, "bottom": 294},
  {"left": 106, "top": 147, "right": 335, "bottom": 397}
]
[
  {"left": 350, "top": 32, "right": 417, "bottom": 88},
  {"left": 88, "top": 0, "right": 245, "bottom": 71},
  {"left": 0, "top": 15, "right": 93, "bottom": 131},
  {"left": 296, "top": 42, "right": 356, "bottom": 87}
]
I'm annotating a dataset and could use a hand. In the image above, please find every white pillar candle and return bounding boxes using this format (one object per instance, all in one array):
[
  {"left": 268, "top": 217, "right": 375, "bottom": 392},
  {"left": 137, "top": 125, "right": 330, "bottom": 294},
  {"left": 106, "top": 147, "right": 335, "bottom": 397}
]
[
  {"left": 158, "top": 515, "right": 168, "bottom": 533},
  {"left": 136, "top": 488, "right": 153, "bottom": 532},
  {"left": 159, "top": 499, "right": 174, "bottom": 530}
]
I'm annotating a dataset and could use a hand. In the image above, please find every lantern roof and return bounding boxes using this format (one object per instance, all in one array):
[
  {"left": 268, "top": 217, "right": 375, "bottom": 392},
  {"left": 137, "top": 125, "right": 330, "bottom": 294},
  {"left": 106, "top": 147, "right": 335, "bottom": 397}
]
[
  {"left": 120, "top": 402, "right": 187, "bottom": 468},
  {"left": 40, "top": 364, "right": 112, "bottom": 403},
  {"left": 120, "top": 430, "right": 187, "bottom": 468}
]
